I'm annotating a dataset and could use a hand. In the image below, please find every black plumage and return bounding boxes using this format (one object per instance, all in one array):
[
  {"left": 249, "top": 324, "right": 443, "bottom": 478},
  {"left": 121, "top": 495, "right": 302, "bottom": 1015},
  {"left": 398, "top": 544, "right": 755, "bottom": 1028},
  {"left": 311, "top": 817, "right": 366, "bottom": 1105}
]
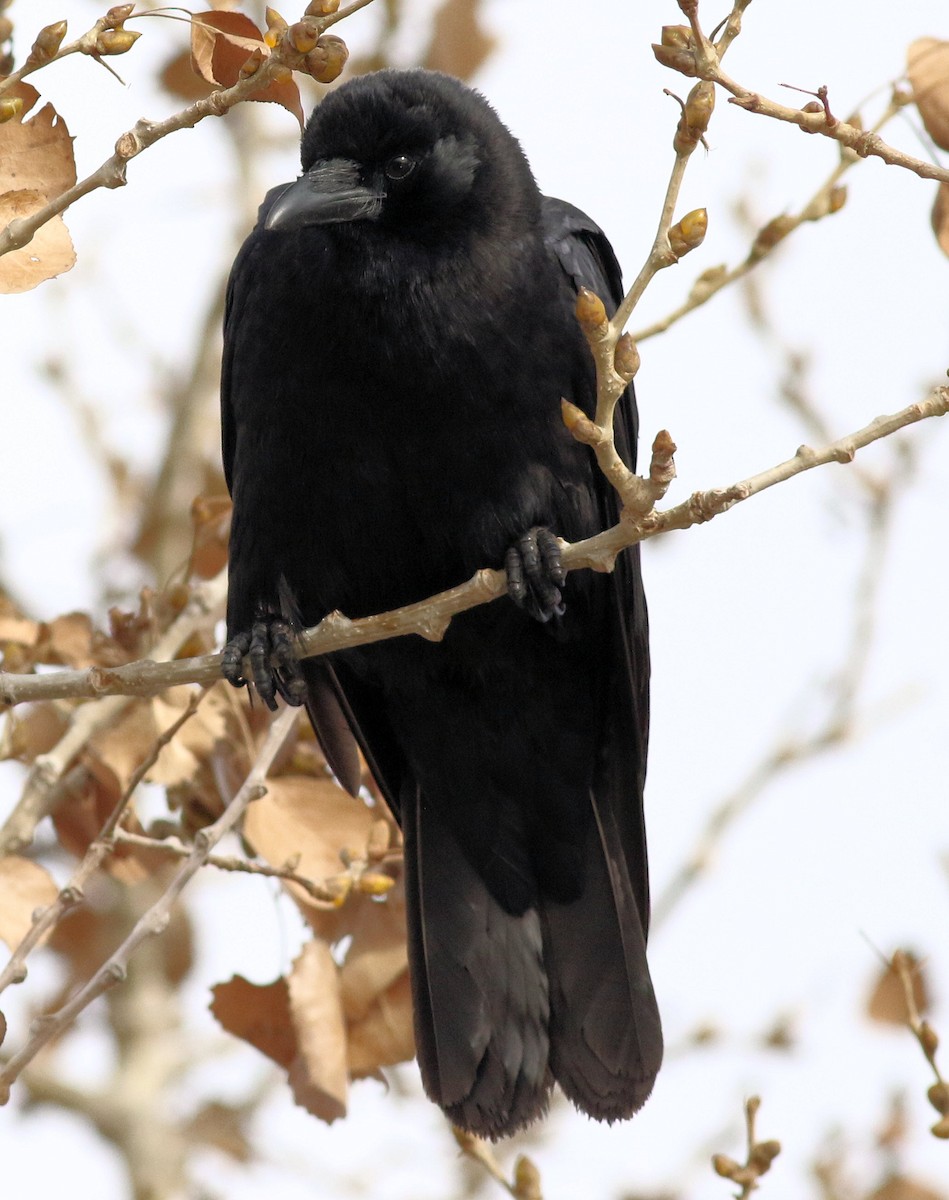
[{"left": 221, "top": 68, "right": 662, "bottom": 1137}]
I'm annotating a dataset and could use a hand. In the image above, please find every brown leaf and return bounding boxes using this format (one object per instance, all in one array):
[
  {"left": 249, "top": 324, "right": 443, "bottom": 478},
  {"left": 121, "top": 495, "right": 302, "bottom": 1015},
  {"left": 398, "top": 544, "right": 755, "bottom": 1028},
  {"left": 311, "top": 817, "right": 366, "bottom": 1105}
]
[
  {"left": 908, "top": 39, "right": 949, "bottom": 152},
  {"left": 242, "top": 775, "right": 375, "bottom": 931},
  {"left": 0, "top": 83, "right": 77, "bottom": 293},
  {"left": 0, "top": 615, "right": 41, "bottom": 646},
  {"left": 0, "top": 856, "right": 58, "bottom": 949},
  {"left": 185, "top": 1102, "right": 252, "bottom": 1163},
  {"left": 159, "top": 48, "right": 216, "bottom": 101},
  {"left": 423, "top": 0, "right": 496, "bottom": 81},
  {"left": 338, "top": 882, "right": 407, "bottom": 1022},
  {"left": 44, "top": 611, "right": 96, "bottom": 668},
  {"left": 287, "top": 939, "right": 348, "bottom": 1122},
  {"left": 867, "top": 951, "right": 930, "bottom": 1025},
  {"left": 867, "top": 1175, "right": 946, "bottom": 1200},
  {"left": 931, "top": 182, "right": 949, "bottom": 257},
  {"left": 189, "top": 494, "right": 232, "bottom": 580},
  {"left": 1, "top": 702, "right": 69, "bottom": 764},
  {"left": 346, "top": 969, "right": 414, "bottom": 1078},
  {"left": 190, "top": 12, "right": 304, "bottom": 126},
  {"left": 209, "top": 974, "right": 297, "bottom": 1068}
]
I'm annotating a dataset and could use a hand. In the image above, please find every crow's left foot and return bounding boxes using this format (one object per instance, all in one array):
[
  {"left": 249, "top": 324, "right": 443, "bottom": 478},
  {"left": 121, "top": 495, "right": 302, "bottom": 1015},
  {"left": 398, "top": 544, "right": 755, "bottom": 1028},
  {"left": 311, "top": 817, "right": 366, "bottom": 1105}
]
[
  {"left": 221, "top": 614, "right": 307, "bottom": 711},
  {"left": 505, "top": 527, "right": 566, "bottom": 623}
]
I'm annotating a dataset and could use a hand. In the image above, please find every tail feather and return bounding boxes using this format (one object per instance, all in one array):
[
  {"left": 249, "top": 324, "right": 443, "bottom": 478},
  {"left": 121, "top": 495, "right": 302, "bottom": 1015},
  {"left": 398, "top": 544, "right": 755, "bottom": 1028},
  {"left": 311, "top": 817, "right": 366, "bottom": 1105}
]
[{"left": 404, "top": 785, "right": 552, "bottom": 1137}]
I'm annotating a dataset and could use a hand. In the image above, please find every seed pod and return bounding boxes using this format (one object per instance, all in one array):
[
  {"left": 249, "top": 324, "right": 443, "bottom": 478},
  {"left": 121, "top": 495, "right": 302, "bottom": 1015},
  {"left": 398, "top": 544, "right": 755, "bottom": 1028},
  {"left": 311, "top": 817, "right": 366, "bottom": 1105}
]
[{"left": 305, "top": 34, "right": 348, "bottom": 84}]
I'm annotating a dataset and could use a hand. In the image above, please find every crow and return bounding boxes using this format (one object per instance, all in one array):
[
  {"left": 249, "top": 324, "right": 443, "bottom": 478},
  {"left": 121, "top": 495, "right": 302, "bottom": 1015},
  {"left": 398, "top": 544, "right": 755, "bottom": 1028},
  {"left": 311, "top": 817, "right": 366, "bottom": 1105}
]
[{"left": 221, "top": 67, "right": 662, "bottom": 1137}]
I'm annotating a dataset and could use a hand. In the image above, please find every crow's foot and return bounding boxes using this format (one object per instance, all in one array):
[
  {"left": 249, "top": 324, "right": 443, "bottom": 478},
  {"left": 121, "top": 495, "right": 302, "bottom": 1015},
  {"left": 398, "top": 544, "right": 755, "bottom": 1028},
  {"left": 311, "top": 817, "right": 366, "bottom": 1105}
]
[
  {"left": 505, "top": 527, "right": 566, "bottom": 623},
  {"left": 221, "top": 615, "right": 307, "bottom": 711}
]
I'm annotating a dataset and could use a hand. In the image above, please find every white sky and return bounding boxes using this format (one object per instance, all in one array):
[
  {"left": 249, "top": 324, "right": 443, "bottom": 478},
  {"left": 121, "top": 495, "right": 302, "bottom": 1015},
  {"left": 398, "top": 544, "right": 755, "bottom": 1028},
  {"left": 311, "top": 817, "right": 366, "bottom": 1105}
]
[{"left": 2, "top": 1, "right": 948, "bottom": 1197}]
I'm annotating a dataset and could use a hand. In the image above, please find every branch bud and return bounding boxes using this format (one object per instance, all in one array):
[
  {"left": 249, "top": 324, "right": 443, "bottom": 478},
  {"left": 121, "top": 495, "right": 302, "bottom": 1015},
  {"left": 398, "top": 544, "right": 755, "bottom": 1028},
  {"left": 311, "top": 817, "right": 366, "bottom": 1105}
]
[
  {"left": 711, "top": 1154, "right": 741, "bottom": 1180},
  {"left": 288, "top": 19, "right": 319, "bottom": 54},
  {"left": 749, "top": 214, "right": 794, "bottom": 261},
  {"left": 748, "top": 1140, "right": 781, "bottom": 1174},
  {"left": 0, "top": 95, "right": 23, "bottom": 124},
  {"left": 94, "top": 27, "right": 140, "bottom": 55},
  {"left": 668, "top": 207, "right": 707, "bottom": 257},
  {"left": 932, "top": 1116, "right": 949, "bottom": 1140},
  {"left": 575, "top": 286, "right": 608, "bottom": 333},
  {"left": 652, "top": 25, "right": 697, "bottom": 76},
  {"left": 928, "top": 1082, "right": 949, "bottom": 1114},
  {"left": 27, "top": 20, "right": 67, "bottom": 65},
  {"left": 105, "top": 4, "right": 135, "bottom": 27},
  {"left": 264, "top": 7, "right": 288, "bottom": 48},
  {"left": 356, "top": 871, "right": 395, "bottom": 896},
  {"left": 306, "top": 0, "right": 341, "bottom": 12},
  {"left": 239, "top": 46, "right": 265, "bottom": 78},
  {"left": 513, "top": 1155, "right": 542, "bottom": 1200},
  {"left": 919, "top": 1021, "right": 940, "bottom": 1057},
  {"left": 674, "top": 80, "right": 715, "bottom": 154},
  {"left": 613, "top": 333, "right": 640, "bottom": 382},
  {"left": 304, "top": 34, "right": 348, "bottom": 84}
]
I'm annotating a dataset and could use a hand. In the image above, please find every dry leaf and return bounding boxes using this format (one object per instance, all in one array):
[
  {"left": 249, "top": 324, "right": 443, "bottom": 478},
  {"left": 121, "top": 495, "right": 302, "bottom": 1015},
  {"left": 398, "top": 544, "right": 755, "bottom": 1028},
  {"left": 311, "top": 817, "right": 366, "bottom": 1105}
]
[
  {"left": 189, "top": 494, "right": 232, "bottom": 580},
  {"left": 159, "top": 48, "right": 216, "bottom": 101},
  {"left": 867, "top": 1176, "right": 946, "bottom": 1200},
  {"left": 190, "top": 11, "right": 304, "bottom": 126},
  {"left": 1, "top": 702, "right": 69, "bottom": 764},
  {"left": 867, "top": 951, "right": 930, "bottom": 1025},
  {"left": 423, "top": 0, "right": 496, "bottom": 81},
  {"left": 44, "top": 611, "right": 96, "bottom": 668},
  {"left": 931, "top": 183, "right": 949, "bottom": 257},
  {"left": 346, "top": 969, "right": 415, "bottom": 1078},
  {"left": 185, "top": 1102, "right": 252, "bottom": 1163},
  {"left": 287, "top": 939, "right": 349, "bottom": 1122},
  {"left": 908, "top": 39, "right": 949, "bottom": 152},
  {"left": 209, "top": 974, "right": 297, "bottom": 1068},
  {"left": 0, "top": 83, "right": 77, "bottom": 293},
  {"left": 243, "top": 775, "right": 375, "bottom": 929},
  {"left": 0, "top": 856, "right": 58, "bottom": 949},
  {"left": 338, "top": 881, "right": 407, "bottom": 1022}
]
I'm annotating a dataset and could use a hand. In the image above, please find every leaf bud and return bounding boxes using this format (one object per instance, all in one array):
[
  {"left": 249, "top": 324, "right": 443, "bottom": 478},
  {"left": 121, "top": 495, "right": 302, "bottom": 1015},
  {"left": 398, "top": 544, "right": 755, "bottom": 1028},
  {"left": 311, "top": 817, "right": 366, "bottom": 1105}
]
[
  {"left": 932, "top": 1115, "right": 949, "bottom": 1139},
  {"left": 828, "top": 185, "right": 847, "bottom": 213},
  {"left": 27, "top": 20, "right": 67, "bottom": 65},
  {"left": 668, "top": 207, "right": 707, "bottom": 257},
  {"left": 357, "top": 871, "right": 395, "bottom": 896},
  {"left": 513, "top": 1155, "right": 542, "bottom": 1200},
  {"left": 928, "top": 1082, "right": 949, "bottom": 1114},
  {"left": 575, "top": 286, "right": 608, "bottom": 332},
  {"left": 0, "top": 95, "right": 23, "bottom": 123},
  {"left": 674, "top": 79, "right": 715, "bottom": 154},
  {"left": 748, "top": 1140, "right": 781, "bottom": 1173},
  {"left": 105, "top": 4, "right": 135, "bottom": 27},
  {"left": 711, "top": 1154, "right": 741, "bottom": 1180},
  {"left": 306, "top": 0, "right": 341, "bottom": 12},
  {"left": 239, "top": 46, "right": 265, "bottom": 78},
  {"left": 94, "top": 27, "right": 140, "bottom": 54},
  {"left": 305, "top": 34, "right": 348, "bottom": 84},
  {"left": 920, "top": 1021, "right": 940, "bottom": 1057},
  {"left": 264, "top": 7, "right": 288, "bottom": 48},
  {"left": 288, "top": 19, "right": 319, "bottom": 54},
  {"left": 660, "top": 23, "right": 693, "bottom": 48},
  {"left": 750, "top": 214, "right": 794, "bottom": 260},
  {"left": 613, "top": 333, "right": 640, "bottom": 382},
  {"left": 652, "top": 26, "right": 697, "bottom": 76}
]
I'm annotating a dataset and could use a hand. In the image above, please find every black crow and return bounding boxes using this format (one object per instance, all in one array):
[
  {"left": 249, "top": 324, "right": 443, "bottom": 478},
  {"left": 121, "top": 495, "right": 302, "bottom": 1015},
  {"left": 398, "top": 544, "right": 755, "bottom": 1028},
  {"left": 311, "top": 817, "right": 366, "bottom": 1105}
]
[{"left": 221, "top": 67, "right": 662, "bottom": 1137}]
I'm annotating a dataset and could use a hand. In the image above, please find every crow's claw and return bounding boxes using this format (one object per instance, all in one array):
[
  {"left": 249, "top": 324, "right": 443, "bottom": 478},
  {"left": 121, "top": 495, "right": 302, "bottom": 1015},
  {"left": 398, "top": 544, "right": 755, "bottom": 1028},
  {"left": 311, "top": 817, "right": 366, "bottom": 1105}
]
[
  {"left": 222, "top": 615, "right": 307, "bottom": 711},
  {"left": 505, "top": 527, "right": 567, "bottom": 623}
]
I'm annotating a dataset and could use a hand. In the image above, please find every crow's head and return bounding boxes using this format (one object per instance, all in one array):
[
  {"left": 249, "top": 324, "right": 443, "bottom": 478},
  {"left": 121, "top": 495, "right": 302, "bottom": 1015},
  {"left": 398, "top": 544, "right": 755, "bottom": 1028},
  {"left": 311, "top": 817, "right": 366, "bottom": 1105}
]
[{"left": 264, "top": 69, "right": 540, "bottom": 243}]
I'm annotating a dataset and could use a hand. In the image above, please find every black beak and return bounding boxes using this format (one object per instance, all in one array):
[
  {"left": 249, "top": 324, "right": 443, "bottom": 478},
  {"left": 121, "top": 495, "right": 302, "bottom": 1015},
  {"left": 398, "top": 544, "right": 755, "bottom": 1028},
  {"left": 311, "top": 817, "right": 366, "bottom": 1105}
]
[{"left": 264, "top": 159, "right": 383, "bottom": 231}]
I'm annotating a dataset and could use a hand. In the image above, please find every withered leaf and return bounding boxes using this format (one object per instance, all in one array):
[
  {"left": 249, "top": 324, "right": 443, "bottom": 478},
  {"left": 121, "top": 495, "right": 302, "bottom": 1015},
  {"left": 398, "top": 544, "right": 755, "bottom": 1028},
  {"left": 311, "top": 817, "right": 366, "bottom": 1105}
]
[
  {"left": 867, "top": 1176, "right": 946, "bottom": 1200},
  {"left": 185, "top": 1101, "right": 252, "bottom": 1163},
  {"left": 908, "top": 39, "right": 949, "bottom": 152},
  {"left": 288, "top": 939, "right": 348, "bottom": 1122},
  {"left": 338, "top": 881, "right": 407, "bottom": 1022},
  {"left": 346, "top": 969, "right": 415, "bottom": 1078},
  {"left": 867, "top": 951, "right": 930, "bottom": 1026},
  {"left": 243, "top": 775, "right": 375, "bottom": 929},
  {"left": 209, "top": 974, "right": 297, "bottom": 1068},
  {"left": 931, "top": 182, "right": 949, "bottom": 258},
  {"left": 1, "top": 702, "right": 69, "bottom": 764},
  {"left": 423, "top": 0, "right": 496, "bottom": 81},
  {"left": 0, "top": 856, "right": 58, "bottom": 949},
  {"left": 189, "top": 494, "right": 232, "bottom": 580},
  {"left": 0, "top": 83, "right": 77, "bottom": 293},
  {"left": 190, "top": 12, "right": 304, "bottom": 126},
  {"left": 159, "top": 48, "right": 216, "bottom": 102}
]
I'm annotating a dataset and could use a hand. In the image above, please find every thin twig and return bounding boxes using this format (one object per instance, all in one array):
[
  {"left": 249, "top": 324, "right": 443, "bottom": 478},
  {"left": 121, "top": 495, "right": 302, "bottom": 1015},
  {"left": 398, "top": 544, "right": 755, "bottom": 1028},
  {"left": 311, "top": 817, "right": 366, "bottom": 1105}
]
[{"left": 0, "top": 703, "right": 300, "bottom": 1102}]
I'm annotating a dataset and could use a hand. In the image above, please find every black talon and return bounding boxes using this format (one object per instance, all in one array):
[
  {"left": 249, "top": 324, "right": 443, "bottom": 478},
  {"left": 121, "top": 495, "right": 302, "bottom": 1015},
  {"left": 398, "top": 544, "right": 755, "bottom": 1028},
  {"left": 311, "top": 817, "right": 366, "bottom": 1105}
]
[
  {"left": 222, "top": 614, "right": 307, "bottom": 709},
  {"left": 505, "top": 526, "right": 567, "bottom": 623}
]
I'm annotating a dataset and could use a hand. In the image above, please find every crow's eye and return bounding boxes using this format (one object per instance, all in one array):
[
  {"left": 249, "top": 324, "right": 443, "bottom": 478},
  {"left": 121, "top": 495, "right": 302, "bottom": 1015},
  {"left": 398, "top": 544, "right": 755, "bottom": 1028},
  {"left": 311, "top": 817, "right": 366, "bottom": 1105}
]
[{"left": 384, "top": 154, "right": 417, "bottom": 182}]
